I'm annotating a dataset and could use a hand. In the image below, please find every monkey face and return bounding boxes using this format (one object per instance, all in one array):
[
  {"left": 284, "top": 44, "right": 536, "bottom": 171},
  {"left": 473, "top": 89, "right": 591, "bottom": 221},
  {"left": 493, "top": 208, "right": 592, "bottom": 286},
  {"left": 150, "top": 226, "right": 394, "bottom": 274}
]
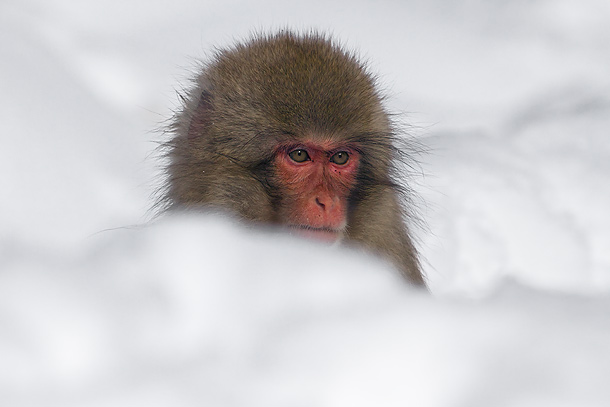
[{"left": 272, "top": 139, "right": 360, "bottom": 242}]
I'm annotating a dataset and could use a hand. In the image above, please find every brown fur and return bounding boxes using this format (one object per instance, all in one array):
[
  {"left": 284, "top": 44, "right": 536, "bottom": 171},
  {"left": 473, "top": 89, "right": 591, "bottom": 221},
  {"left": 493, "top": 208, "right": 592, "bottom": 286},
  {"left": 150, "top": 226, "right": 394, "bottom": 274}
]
[{"left": 161, "top": 31, "right": 425, "bottom": 286}]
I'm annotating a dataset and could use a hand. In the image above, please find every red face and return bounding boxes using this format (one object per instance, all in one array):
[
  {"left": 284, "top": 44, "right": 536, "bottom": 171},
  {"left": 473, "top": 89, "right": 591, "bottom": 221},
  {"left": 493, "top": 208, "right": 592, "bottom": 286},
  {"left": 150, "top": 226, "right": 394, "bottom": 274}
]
[{"left": 274, "top": 140, "right": 360, "bottom": 242}]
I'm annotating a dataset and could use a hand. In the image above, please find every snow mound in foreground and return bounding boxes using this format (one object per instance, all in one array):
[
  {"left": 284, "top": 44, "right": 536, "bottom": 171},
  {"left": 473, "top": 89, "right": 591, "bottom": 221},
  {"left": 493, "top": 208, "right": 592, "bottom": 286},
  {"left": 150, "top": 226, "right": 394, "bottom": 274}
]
[{"left": 2, "top": 215, "right": 609, "bottom": 407}]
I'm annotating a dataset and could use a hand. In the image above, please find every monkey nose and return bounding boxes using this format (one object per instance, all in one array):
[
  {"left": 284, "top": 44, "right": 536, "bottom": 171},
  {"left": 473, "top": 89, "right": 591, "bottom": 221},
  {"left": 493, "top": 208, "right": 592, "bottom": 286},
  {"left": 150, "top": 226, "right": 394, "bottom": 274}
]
[
  {"left": 315, "top": 195, "right": 338, "bottom": 211},
  {"left": 311, "top": 194, "right": 345, "bottom": 229}
]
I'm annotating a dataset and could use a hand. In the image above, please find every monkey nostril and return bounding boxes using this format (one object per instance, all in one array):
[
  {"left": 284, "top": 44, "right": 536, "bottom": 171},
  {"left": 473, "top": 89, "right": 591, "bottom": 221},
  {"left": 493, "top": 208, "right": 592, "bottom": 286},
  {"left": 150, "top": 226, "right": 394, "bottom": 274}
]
[{"left": 315, "top": 197, "right": 326, "bottom": 209}]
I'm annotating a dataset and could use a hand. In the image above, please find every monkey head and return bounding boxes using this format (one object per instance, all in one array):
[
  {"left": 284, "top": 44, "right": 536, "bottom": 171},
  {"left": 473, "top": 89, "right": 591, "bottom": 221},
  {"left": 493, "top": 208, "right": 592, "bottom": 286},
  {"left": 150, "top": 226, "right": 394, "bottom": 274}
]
[{"left": 163, "top": 31, "right": 424, "bottom": 285}]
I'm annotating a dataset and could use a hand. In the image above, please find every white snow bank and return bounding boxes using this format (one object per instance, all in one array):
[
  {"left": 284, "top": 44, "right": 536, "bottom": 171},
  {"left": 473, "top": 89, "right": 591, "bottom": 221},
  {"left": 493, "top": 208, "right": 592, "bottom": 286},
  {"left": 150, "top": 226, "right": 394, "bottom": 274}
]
[
  {"left": 0, "top": 7, "right": 149, "bottom": 251},
  {"left": 420, "top": 85, "right": 610, "bottom": 295},
  {"left": 2, "top": 215, "right": 609, "bottom": 407}
]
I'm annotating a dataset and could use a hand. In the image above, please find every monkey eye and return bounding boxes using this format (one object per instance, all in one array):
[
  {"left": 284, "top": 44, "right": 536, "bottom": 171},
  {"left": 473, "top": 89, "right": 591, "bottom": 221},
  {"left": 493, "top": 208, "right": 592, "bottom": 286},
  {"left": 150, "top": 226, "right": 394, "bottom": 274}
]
[
  {"left": 288, "top": 149, "right": 311, "bottom": 163},
  {"left": 330, "top": 151, "right": 349, "bottom": 165}
]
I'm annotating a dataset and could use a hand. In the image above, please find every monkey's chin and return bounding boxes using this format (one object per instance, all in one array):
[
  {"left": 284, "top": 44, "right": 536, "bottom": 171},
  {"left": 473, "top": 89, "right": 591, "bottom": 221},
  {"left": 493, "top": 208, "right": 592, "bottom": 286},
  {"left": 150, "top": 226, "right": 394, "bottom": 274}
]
[{"left": 290, "top": 226, "right": 343, "bottom": 243}]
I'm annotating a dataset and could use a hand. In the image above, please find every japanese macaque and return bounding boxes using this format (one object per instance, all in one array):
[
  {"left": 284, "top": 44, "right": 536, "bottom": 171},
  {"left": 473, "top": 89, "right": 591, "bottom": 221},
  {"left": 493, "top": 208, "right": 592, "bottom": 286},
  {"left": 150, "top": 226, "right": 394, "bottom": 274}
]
[{"left": 161, "top": 31, "right": 425, "bottom": 286}]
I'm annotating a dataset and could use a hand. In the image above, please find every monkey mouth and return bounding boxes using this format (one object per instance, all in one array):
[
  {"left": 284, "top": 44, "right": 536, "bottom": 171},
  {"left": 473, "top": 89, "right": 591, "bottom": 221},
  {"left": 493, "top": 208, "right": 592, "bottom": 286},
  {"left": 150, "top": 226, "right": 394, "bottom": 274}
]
[{"left": 290, "top": 225, "right": 342, "bottom": 243}]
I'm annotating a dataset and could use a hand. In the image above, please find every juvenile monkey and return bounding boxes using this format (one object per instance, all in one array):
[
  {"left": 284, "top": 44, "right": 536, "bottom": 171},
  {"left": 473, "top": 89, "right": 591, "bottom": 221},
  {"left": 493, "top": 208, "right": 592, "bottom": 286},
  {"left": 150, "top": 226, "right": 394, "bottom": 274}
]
[{"left": 162, "top": 31, "right": 425, "bottom": 286}]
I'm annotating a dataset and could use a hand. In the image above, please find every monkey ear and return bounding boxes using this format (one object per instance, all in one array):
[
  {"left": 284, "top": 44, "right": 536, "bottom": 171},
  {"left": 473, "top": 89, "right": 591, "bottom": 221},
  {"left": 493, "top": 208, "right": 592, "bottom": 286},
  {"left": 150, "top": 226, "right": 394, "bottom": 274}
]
[{"left": 187, "top": 90, "right": 213, "bottom": 140}]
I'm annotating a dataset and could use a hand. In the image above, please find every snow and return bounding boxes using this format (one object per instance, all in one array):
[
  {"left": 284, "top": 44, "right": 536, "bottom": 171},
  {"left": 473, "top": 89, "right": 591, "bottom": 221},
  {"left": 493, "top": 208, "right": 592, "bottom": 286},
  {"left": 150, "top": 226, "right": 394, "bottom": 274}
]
[{"left": 1, "top": 1, "right": 610, "bottom": 406}]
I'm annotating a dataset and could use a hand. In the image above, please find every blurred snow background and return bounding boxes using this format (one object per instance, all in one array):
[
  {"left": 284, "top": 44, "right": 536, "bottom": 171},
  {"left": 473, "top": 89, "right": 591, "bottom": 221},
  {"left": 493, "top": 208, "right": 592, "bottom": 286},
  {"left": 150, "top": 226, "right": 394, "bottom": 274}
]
[{"left": 1, "top": 0, "right": 610, "bottom": 406}]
